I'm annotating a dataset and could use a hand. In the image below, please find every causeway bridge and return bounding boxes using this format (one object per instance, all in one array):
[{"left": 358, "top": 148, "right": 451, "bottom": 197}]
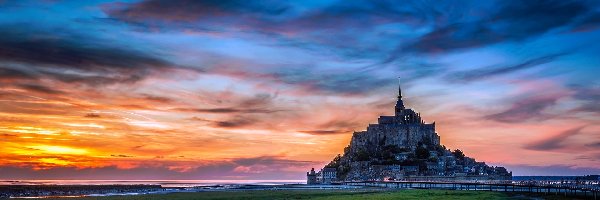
[{"left": 342, "top": 180, "right": 600, "bottom": 199}]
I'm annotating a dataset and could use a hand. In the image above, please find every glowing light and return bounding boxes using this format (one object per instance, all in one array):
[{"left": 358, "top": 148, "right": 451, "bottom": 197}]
[
  {"left": 69, "top": 131, "right": 99, "bottom": 135},
  {"left": 38, "top": 158, "right": 73, "bottom": 166},
  {"left": 128, "top": 121, "right": 169, "bottom": 129},
  {"left": 27, "top": 145, "right": 88, "bottom": 155},
  {"left": 2, "top": 126, "right": 59, "bottom": 135},
  {"left": 63, "top": 123, "right": 105, "bottom": 129}
]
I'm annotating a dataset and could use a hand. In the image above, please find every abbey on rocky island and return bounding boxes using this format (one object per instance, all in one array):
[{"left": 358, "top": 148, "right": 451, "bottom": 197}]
[{"left": 307, "top": 84, "right": 512, "bottom": 184}]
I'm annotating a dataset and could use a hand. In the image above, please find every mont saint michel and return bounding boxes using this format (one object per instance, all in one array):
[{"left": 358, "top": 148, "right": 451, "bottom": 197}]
[
  {"left": 307, "top": 85, "right": 512, "bottom": 184},
  {"left": 2, "top": 0, "right": 600, "bottom": 199}
]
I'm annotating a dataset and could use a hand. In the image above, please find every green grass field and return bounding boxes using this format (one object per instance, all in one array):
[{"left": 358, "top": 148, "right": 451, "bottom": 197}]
[{"left": 36, "top": 189, "right": 581, "bottom": 200}]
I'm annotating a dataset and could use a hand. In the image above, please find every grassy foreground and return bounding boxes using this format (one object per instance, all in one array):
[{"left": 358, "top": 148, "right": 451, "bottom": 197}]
[{"left": 37, "top": 189, "right": 579, "bottom": 200}]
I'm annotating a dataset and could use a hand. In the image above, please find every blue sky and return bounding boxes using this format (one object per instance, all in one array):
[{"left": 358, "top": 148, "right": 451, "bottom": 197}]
[{"left": 0, "top": 0, "right": 599, "bottom": 179}]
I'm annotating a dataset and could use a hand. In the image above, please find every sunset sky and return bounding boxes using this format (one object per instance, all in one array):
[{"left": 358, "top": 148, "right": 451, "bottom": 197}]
[{"left": 1, "top": 0, "right": 599, "bottom": 180}]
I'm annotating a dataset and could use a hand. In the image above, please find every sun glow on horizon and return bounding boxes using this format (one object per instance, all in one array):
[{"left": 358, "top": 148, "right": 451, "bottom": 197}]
[{"left": 26, "top": 145, "right": 89, "bottom": 155}]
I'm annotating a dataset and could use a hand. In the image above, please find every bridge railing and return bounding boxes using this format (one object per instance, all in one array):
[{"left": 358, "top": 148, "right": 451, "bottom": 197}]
[{"left": 341, "top": 180, "right": 599, "bottom": 199}]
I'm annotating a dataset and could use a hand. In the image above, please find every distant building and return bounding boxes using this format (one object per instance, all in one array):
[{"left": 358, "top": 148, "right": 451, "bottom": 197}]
[
  {"left": 307, "top": 167, "right": 337, "bottom": 184},
  {"left": 306, "top": 168, "right": 317, "bottom": 184},
  {"left": 317, "top": 168, "right": 337, "bottom": 184},
  {"left": 402, "top": 166, "right": 419, "bottom": 176}
]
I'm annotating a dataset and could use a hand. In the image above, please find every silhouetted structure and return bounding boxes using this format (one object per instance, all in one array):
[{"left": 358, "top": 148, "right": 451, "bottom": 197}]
[
  {"left": 306, "top": 168, "right": 317, "bottom": 185},
  {"left": 308, "top": 83, "right": 511, "bottom": 183}
]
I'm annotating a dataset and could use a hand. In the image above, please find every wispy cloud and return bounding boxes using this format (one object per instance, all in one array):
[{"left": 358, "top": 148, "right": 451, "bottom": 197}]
[
  {"left": 446, "top": 53, "right": 567, "bottom": 82},
  {"left": 484, "top": 94, "right": 564, "bottom": 123},
  {"left": 524, "top": 126, "right": 586, "bottom": 151}
]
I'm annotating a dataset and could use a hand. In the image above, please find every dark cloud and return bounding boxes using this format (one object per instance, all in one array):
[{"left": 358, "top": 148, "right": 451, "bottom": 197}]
[
  {"left": 501, "top": 164, "right": 600, "bottom": 176},
  {"left": 176, "top": 93, "right": 284, "bottom": 114},
  {"left": 396, "top": 62, "right": 446, "bottom": 84},
  {"left": 484, "top": 94, "right": 562, "bottom": 123},
  {"left": 213, "top": 64, "right": 397, "bottom": 95},
  {"left": 105, "top": 0, "right": 290, "bottom": 33},
  {"left": 585, "top": 142, "right": 600, "bottom": 148},
  {"left": 189, "top": 117, "right": 211, "bottom": 122},
  {"left": 316, "top": 119, "right": 365, "bottom": 131},
  {"left": 298, "top": 130, "right": 350, "bottom": 135},
  {"left": 238, "top": 93, "right": 276, "bottom": 107},
  {"left": 105, "top": 0, "right": 426, "bottom": 31},
  {"left": 491, "top": 0, "right": 587, "bottom": 37},
  {"left": 178, "top": 93, "right": 287, "bottom": 129},
  {"left": 141, "top": 94, "right": 174, "bottom": 103},
  {"left": 232, "top": 156, "right": 313, "bottom": 166},
  {"left": 0, "top": 156, "right": 316, "bottom": 180},
  {"left": 104, "top": 0, "right": 437, "bottom": 63},
  {"left": 176, "top": 107, "right": 280, "bottom": 114},
  {"left": 400, "top": 22, "right": 498, "bottom": 54},
  {"left": 571, "top": 12, "right": 600, "bottom": 32},
  {"left": 84, "top": 113, "right": 101, "bottom": 118},
  {"left": 105, "top": 0, "right": 442, "bottom": 65},
  {"left": 447, "top": 53, "right": 567, "bottom": 82},
  {"left": 570, "top": 85, "right": 600, "bottom": 114},
  {"left": 576, "top": 103, "right": 600, "bottom": 114},
  {"left": 0, "top": 166, "right": 198, "bottom": 180},
  {"left": 43, "top": 69, "right": 149, "bottom": 86},
  {"left": 109, "top": 0, "right": 289, "bottom": 20},
  {"left": 1, "top": 134, "right": 17, "bottom": 137},
  {"left": 190, "top": 115, "right": 264, "bottom": 129},
  {"left": 0, "top": 26, "right": 194, "bottom": 86},
  {"left": 16, "top": 83, "right": 64, "bottom": 94},
  {"left": 271, "top": 67, "right": 394, "bottom": 95},
  {"left": 213, "top": 116, "right": 256, "bottom": 128},
  {"left": 104, "top": 0, "right": 597, "bottom": 95},
  {"left": 524, "top": 126, "right": 586, "bottom": 151},
  {"left": 571, "top": 85, "right": 600, "bottom": 101},
  {"left": 0, "top": 67, "right": 35, "bottom": 80},
  {"left": 110, "top": 154, "right": 134, "bottom": 158},
  {"left": 0, "top": 27, "right": 169, "bottom": 69},
  {"left": 273, "top": 0, "right": 432, "bottom": 33},
  {"left": 396, "top": 0, "right": 593, "bottom": 56}
]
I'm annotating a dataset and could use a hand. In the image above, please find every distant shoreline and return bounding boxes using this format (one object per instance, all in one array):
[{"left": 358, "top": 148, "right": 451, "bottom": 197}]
[{"left": 0, "top": 183, "right": 363, "bottom": 198}]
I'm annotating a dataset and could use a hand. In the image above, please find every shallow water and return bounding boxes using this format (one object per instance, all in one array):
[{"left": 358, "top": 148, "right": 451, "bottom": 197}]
[{"left": 0, "top": 179, "right": 305, "bottom": 187}]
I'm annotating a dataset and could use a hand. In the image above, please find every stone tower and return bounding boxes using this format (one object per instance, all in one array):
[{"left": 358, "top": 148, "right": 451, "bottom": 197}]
[{"left": 348, "top": 84, "right": 440, "bottom": 152}]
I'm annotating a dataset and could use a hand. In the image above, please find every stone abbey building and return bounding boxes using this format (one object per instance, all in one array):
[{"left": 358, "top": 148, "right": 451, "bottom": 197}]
[
  {"left": 308, "top": 84, "right": 512, "bottom": 184},
  {"left": 350, "top": 86, "right": 440, "bottom": 153}
]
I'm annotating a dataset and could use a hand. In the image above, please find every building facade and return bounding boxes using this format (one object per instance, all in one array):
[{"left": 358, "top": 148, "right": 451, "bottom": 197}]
[
  {"left": 306, "top": 168, "right": 317, "bottom": 185},
  {"left": 307, "top": 167, "right": 337, "bottom": 184}
]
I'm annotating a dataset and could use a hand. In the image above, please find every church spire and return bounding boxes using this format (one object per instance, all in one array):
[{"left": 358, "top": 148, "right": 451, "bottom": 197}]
[
  {"left": 398, "top": 82, "right": 403, "bottom": 99},
  {"left": 395, "top": 78, "right": 405, "bottom": 113}
]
